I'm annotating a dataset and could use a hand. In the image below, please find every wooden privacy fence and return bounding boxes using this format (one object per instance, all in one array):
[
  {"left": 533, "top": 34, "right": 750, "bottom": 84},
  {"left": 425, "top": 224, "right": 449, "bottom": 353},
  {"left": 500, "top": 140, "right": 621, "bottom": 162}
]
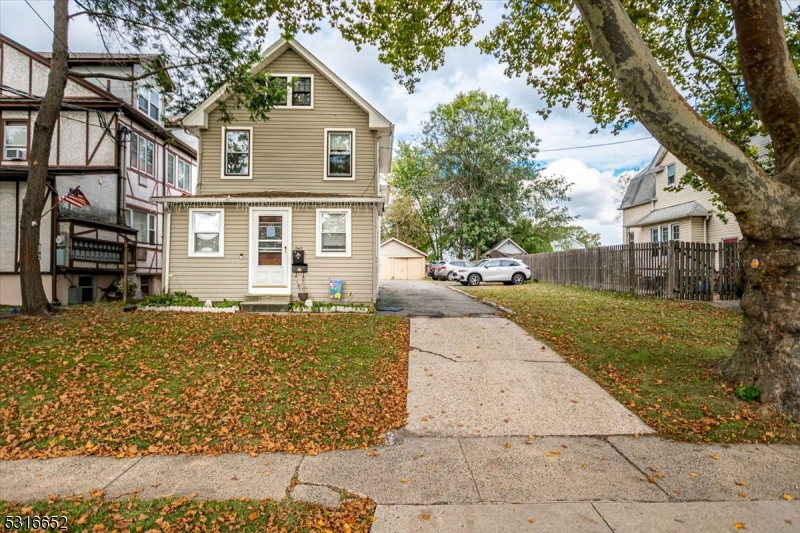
[{"left": 519, "top": 241, "right": 739, "bottom": 301}]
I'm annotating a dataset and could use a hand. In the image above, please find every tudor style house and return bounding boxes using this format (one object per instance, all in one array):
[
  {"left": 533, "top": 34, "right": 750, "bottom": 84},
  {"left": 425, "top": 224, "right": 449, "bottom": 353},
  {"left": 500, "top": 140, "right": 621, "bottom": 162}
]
[
  {"left": 155, "top": 39, "right": 393, "bottom": 309},
  {"left": 0, "top": 34, "right": 196, "bottom": 305},
  {"left": 619, "top": 146, "right": 744, "bottom": 246}
]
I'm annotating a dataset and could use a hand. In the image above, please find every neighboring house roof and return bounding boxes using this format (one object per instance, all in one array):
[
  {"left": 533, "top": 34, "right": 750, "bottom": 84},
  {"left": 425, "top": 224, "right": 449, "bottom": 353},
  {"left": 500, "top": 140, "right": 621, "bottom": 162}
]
[
  {"left": 485, "top": 237, "right": 526, "bottom": 257},
  {"left": 550, "top": 237, "right": 586, "bottom": 251},
  {"left": 380, "top": 238, "right": 427, "bottom": 258},
  {"left": 627, "top": 201, "right": 709, "bottom": 227},
  {"left": 618, "top": 146, "right": 668, "bottom": 209},
  {"left": 40, "top": 52, "right": 158, "bottom": 64},
  {"left": 182, "top": 38, "right": 393, "bottom": 130}
]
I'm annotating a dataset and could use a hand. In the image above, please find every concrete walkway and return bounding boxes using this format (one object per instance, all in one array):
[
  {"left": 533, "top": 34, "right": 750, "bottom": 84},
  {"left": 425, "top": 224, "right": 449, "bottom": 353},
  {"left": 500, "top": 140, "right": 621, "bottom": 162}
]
[{"left": 2, "top": 313, "right": 798, "bottom": 532}]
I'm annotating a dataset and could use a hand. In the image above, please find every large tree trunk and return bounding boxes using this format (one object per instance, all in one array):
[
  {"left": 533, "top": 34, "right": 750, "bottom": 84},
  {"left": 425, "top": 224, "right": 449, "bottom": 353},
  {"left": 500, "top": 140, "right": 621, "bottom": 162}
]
[
  {"left": 723, "top": 238, "right": 800, "bottom": 415},
  {"left": 19, "top": 0, "right": 70, "bottom": 315},
  {"left": 573, "top": 0, "right": 800, "bottom": 419}
]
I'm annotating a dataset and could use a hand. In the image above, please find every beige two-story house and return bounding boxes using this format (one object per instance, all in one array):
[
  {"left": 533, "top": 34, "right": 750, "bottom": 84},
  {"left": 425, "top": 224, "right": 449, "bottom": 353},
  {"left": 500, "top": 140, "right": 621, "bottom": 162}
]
[
  {"left": 155, "top": 39, "right": 393, "bottom": 309},
  {"left": 619, "top": 146, "right": 744, "bottom": 246}
]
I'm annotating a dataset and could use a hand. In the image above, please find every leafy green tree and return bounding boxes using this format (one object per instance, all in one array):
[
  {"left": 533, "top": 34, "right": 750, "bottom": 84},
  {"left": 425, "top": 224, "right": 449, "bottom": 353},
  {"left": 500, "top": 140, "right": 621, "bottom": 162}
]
[{"left": 381, "top": 194, "right": 434, "bottom": 257}]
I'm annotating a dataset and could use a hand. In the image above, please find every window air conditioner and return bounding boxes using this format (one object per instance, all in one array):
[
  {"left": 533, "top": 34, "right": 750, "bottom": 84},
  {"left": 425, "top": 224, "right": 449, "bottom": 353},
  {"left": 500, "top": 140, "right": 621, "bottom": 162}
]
[{"left": 5, "top": 149, "right": 26, "bottom": 161}]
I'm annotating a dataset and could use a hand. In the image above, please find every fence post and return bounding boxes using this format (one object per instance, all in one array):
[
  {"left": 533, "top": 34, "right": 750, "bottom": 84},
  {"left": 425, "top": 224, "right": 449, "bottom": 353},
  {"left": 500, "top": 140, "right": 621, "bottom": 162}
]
[{"left": 667, "top": 241, "right": 676, "bottom": 299}]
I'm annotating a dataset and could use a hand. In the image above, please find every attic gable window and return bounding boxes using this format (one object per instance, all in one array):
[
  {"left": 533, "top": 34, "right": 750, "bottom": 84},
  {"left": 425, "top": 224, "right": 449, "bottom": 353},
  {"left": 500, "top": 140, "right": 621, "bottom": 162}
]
[
  {"left": 268, "top": 75, "right": 313, "bottom": 108},
  {"left": 137, "top": 86, "right": 160, "bottom": 121},
  {"left": 222, "top": 127, "right": 252, "bottom": 179}
]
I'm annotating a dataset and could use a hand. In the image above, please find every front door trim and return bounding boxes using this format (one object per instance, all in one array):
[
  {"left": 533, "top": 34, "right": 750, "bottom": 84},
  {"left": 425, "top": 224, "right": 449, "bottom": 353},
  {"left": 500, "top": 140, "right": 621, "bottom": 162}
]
[{"left": 248, "top": 207, "right": 292, "bottom": 295}]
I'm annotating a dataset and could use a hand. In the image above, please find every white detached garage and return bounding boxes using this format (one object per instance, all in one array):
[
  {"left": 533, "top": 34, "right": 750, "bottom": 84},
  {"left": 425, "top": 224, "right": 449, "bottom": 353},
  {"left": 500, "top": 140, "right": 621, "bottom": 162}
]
[{"left": 380, "top": 238, "right": 427, "bottom": 280}]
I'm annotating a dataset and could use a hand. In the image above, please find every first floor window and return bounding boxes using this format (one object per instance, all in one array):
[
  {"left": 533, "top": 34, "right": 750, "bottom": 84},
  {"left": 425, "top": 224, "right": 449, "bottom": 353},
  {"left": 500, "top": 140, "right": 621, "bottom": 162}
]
[
  {"left": 326, "top": 130, "right": 353, "bottom": 178},
  {"left": 651, "top": 228, "right": 659, "bottom": 243},
  {"left": 131, "top": 210, "right": 157, "bottom": 245},
  {"left": 178, "top": 159, "right": 191, "bottom": 191},
  {"left": 3, "top": 121, "right": 27, "bottom": 159},
  {"left": 190, "top": 209, "right": 224, "bottom": 256},
  {"left": 628, "top": 231, "right": 635, "bottom": 244},
  {"left": 671, "top": 224, "right": 680, "bottom": 241},
  {"left": 224, "top": 129, "right": 251, "bottom": 177},
  {"left": 317, "top": 209, "right": 350, "bottom": 256},
  {"left": 661, "top": 225, "right": 669, "bottom": 243}
]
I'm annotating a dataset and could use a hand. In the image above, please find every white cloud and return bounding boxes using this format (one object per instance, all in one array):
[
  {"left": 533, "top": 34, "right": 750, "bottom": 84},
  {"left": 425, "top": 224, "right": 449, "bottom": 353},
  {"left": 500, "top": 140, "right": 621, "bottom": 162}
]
[{"left": 541, "top": 158, "right": 641, "bottom": 245}]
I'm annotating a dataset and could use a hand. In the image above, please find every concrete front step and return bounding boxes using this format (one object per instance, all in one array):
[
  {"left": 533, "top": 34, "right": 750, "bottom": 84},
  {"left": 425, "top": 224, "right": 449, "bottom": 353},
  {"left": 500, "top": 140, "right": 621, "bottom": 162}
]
[{"left": 240, "top": 294, "right": 291, "bottom": 312}]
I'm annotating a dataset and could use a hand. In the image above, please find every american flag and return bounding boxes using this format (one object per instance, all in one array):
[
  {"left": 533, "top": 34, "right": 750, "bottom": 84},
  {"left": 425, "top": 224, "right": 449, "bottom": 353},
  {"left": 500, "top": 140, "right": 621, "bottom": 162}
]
[{"left": 58, "top": 187, "right": 91, "bottom": 208}]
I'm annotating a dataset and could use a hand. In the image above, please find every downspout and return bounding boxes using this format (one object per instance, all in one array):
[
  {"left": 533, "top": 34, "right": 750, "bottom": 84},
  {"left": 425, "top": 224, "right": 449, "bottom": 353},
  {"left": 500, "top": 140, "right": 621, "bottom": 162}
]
[
  {"left": 704, "top": 215, "right": 710, "bottom": 244},
  {"left": 117, "top": 125, "right": 130, "bottom": 225}
]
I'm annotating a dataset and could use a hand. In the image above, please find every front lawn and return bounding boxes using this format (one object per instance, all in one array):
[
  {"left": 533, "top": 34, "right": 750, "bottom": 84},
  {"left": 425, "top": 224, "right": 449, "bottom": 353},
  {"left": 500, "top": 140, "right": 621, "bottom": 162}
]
[
  {"left": 0, "top": 493, "right": 375, "bottom": 532},
  {"left": 0, "top": 307, "right": 409, "bottom": 459},
  {"left": 464, "top": 283, "right": 798, "bottom": 444}
]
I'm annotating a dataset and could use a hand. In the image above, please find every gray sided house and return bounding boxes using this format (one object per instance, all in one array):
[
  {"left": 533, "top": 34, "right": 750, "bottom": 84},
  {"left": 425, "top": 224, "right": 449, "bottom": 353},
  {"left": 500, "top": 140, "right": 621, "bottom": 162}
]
[
  {"left": 155, "top": 39, "right": 394, "bottom": 307},
  {"left": 0, "top": 34, "right": 196, "bottom": 305}
]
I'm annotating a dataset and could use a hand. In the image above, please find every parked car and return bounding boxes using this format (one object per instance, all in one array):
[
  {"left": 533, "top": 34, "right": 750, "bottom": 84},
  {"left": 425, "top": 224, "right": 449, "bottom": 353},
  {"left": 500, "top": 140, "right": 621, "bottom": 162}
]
[
  {"left": 434, "top": 259, "right": 475, "bottom": 281},
  {"left": 456, "top": 258, "right": 531, "bottom": 286},
  {"left": 426, "top": 260, "right": 446, "bottom": 278}
]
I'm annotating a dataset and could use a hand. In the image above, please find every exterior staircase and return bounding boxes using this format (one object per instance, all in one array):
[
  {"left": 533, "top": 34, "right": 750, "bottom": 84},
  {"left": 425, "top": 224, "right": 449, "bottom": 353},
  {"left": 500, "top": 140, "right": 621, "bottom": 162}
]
[{"left": 239, "top": 294, "right": 291, "bottom": 313}]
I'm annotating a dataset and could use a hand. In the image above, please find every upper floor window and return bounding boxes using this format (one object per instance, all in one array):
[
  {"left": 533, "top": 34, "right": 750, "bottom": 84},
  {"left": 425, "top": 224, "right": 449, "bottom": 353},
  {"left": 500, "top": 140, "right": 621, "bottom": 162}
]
[
  {"left": 178, "top": 159, "right": 191, "bottom": 191},
  {"left": 269, "top": 75, "right": 313, "bottom": 108},
  {"left": 3, "top": 121, "right": 27, "bottom": 160},
  {"left": 137, "top": 86, "right": 160, "bottom": 121},
  {"left": 222, "top": 128, "right": 252, "bottom": 179},
  {"left": 666, "top": 163, "right": 676, "bottom": 186},
  {"left": 166, "top": 153, "right": 192, "bottom": 191},
  {"left": 324, "top": 128, "right": 354, "bottom": 180},
  {"left": 129, "top": 132, "right": 155, "bottom": 175}
]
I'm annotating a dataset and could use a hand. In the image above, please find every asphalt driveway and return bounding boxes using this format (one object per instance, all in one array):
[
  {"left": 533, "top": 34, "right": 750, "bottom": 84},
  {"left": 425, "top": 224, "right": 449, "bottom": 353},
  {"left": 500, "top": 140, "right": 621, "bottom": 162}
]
[{"left": 376, "top": 280, "right": 499, "bottom": 317}]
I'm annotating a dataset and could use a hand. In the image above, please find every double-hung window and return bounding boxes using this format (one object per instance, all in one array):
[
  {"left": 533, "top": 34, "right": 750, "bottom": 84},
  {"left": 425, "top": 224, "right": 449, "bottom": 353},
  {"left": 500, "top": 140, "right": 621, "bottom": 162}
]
[
  {"left": 671, "top": 224, "right": 680, "bottom": 241},
  {"left": 269, "top": 75, "right": 313, "bottom": 107},
  {"left": 316, "top": 209, "right": 351, "bottom": 257},
  {"left": 167, "top": 153, "right": 175, "bottom": 186},
  {"left": 129, "top": 132, "right": 154, "bottom": 175},
  {"left": 651, "top": 228, "right": 659, "bottom": 243},
  {"left": 661, "top": 226, "right": 669, "bottom": 243},
  {"left": 666, "top": 163, "right": 676, "bottom": 186},
  {"left": 189, "top": 209, "right": 224, "bottom": 256},
  {"left": 3, "top": 121, "right": 27, "bottom": 160},
  {"left": 324, "top": 129, "right": 354, "bottom": 179},
  {"left": 137, "top": 86, "right": 160, "bottom": 121},
  {"left": 222, "top": 128, "right": 252, "bottom": 179},
  {"left": 178, "top": 159, "right": 191, "bottom": 191},
  {"left": 628, "top": 231, "right": 635, "bottom": 244},
  {"left": 130, "top": 210, "right": 157, "bottom": 245}
]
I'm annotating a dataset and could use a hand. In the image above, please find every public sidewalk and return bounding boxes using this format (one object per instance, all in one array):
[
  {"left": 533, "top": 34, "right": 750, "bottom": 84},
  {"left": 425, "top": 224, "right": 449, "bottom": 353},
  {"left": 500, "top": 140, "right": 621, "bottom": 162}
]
[{"left": 2, "top": 316, "right": 798, "bottom": 533}]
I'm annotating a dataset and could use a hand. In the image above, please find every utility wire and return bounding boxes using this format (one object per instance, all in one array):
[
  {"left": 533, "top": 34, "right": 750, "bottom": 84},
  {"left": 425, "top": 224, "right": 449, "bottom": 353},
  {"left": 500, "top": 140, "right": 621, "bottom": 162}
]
[{"left": 538, "top": 136, "right": 654, "bottom": 153}]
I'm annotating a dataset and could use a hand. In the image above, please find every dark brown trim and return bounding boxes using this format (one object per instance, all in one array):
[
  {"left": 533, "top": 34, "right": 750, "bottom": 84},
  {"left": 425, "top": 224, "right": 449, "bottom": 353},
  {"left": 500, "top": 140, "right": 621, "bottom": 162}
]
[
  {"left": 14, "top": 180, "right": 19, "bottom": 272},
  {"left": 0, "top": 271, "right": 53, "bottom": 275},
  {"left": 0, "top": 42, "right": 4, "bottom": 87},
  {"left": 28, "top": 56, "right": 32, "bottom": 95},
  {"left": 84, "top": 111, "right": 90, "bottom": 165},
  {"left": 56, "top": 115, "right": 60, "bottom": 166},
  {"left": 0, "top": 100, "right": 123, "bottom": 110},
  {"left": 86, "top": 120, "right": 105, "bottom": 165}
]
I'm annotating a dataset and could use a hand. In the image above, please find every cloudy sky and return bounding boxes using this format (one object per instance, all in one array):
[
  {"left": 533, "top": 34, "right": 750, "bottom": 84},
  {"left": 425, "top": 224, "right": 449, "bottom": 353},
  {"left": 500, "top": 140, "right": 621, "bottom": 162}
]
[{"left": 0, "top": 0, "right": 663, "bottom": 244}]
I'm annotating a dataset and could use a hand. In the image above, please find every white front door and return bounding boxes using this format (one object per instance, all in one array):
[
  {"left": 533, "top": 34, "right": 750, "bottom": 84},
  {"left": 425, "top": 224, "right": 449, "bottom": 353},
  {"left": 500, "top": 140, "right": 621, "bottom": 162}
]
[{"left": 249, "top": 208, "right": 291, "bottom": 294}]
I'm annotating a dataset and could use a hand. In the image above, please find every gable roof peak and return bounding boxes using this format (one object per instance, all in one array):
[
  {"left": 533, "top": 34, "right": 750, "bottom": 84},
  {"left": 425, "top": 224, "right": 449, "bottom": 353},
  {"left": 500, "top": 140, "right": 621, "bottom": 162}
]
[{"left": 182, "top": 37, "right": 392, "bottom": 130}]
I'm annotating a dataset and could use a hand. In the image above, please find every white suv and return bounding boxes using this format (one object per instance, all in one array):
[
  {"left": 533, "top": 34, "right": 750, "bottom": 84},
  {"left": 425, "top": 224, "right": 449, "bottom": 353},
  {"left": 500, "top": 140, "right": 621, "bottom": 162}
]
[
  {"left": 456, "top": 258, "right": 531, "bottom": 286},
  {"left": 435, "top": 260, "right": 474, "bottom": 281}
]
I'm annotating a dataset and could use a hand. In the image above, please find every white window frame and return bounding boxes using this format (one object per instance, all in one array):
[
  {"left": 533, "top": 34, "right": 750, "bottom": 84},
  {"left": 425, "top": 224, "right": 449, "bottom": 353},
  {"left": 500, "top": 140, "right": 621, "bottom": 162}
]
[
  {"left": 628, "top": 231, "right": 635, "bottom": 244},
  {"left": 129, "top": 132, "right": 155, "bottom": 176},
  {"left": 178, "top": 159, "right": 191, "bottom": 191},
  {"left": 188, "top": 208, "right": 225, "bottom": 257},
  {"left": 651, "top": 228, "right": 659, "bottom": 243},
  {"left": 316, "top": 208, "right": 351, "bottom": 258},
  {"left": 671, "top": 223, "right": 680, "bottom": 241},
  {"left": 129, "top": 210, "right": 157, "bottom": 245},
  {"left": 269, "top": 74, "right": 315, "bottom": 109},
  {"left": 220, "top": 127, "right": 253, "bottom": 179},
  {"left": 666, "top": 163, "right": 676, "bottom": 186},
  {"left": 3, "top": 120, "right": 27, "bottom": 160},
  {"left": 137, "top": 85, "right": 160, "bottom": 121},
  {"left": 323, "top": 128, "right": 356, "bottom": 180},
  {"left": 661, "top": 225, "right": 670, "bottom": 243},
  {"left": 166, "top": 152, "right": 175, "bottom": 186}
]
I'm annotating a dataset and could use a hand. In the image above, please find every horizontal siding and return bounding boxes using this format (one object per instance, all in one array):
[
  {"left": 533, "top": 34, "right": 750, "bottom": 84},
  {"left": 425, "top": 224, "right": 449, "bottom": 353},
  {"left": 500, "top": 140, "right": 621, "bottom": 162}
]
[
  {"left": 708, "top": 213, "right": 743, "bottom": 243},
  {"left": 166, "top": 206, "right": 377, "bottom": 303},
  {"left": 198, "top": 50, "right": 378, "bottom": 196}
]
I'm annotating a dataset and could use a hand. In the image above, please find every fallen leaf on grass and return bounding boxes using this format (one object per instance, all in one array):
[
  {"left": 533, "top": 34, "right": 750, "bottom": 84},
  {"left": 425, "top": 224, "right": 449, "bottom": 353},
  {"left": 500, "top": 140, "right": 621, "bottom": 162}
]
[
  {"left": 734, "top": 480, "right": 748, "bottom": 487},
  {"left": 738, "top": 491, "right": 746, "bottom": 498}
]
